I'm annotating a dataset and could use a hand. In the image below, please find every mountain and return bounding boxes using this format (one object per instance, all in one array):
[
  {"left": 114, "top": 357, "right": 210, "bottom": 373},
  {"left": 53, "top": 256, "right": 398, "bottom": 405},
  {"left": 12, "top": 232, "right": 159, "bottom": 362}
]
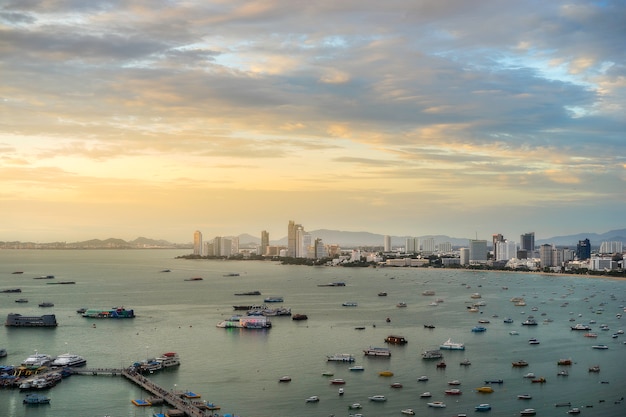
[{"left": 535, "top": 228, "right": 626, "bottom": 247}]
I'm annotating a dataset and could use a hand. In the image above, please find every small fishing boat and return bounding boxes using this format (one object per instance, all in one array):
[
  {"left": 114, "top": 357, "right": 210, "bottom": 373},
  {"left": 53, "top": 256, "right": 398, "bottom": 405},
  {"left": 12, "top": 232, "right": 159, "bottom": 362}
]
[
  {"left": 520, "top": 408, "right": 536, "bottom": 415},
  {"left": 368, "top": 395, "right": 387, "bottom": 402},
  {"left": 305, "top": 396, "right": 319, "bottom": 403},
  {"left": 417, "top": 375, "right": 429, "bottom": 382},
  {"left": 517, "top": 394, "right": 532, "bottom": 400},
  {"left": 401, "top": 409, "right": 415, "bottom": 415},
  {"left": 427, "top": 401, "right": 446, "bottom": 408},
  {"left": 475, "top": 404, "right": 492, "bottom": 412},
  {"left": 420, "top": 392, "right": 432, "bottom": 398}
]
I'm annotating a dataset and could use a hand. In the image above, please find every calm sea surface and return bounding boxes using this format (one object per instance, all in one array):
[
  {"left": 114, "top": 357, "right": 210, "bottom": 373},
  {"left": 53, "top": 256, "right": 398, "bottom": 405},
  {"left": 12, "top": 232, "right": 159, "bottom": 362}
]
[{"left": 0, "top": 250, "right": 625, "bottom": 417}]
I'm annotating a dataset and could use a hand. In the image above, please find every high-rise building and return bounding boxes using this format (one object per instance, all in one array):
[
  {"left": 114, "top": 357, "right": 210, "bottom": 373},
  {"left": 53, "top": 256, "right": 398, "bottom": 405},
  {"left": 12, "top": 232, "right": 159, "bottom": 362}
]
[
  {"left": 539, "top": 244, "right": 553, "bottom": 267},
  {"left": 459, "top": 248, "right": 470, "bottom": 265},
  {"left": 260, "top": 230, "right": 269, "bottom": 256},
  {"left": 576, "top": 239, "right": 591, "bottom": 260},
  {"left": 520, "top": 232, "right": 535, "bottom": 252},
  {"left": 384, "top": 235, "right": 391, "bottom": 252},
  {"left": 468, "top": 239, "right": 488, "bottom": 263},
  {"left": 405, "top": 237, "right": 417, "bottom": 253},
  {"left": 492, "top": 233, "right": 504, "bottom": 259},
  {"left": 422, "top": 237, "right": 436, "bottom": 254},
  {"left": 287, "top": 220, "right": 301, "bottom": 257},
  {"left": 599, "top": 241, "right": 623, "bottom": 254},
  {"left": 314, "top": 238, "right": 326, "bottom": 259},
  {"left": 495, "top": 240, "right": 517, "bottom": 261},
  {"left": 193, "top": 230, "right": 203, "bottom": 256}
]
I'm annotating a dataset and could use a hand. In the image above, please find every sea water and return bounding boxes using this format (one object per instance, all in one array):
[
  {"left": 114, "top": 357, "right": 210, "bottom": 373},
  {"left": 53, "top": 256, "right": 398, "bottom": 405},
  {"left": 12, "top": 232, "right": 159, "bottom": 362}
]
[{"left": 0, "top": 250, "right": 625, "bottom": 417}]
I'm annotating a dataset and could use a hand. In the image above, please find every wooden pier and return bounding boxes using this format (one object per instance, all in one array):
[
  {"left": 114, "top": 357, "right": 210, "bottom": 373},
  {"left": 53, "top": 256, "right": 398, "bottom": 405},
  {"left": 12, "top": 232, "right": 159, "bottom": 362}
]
[
  {"left": 68, "top": 367, "right": 219, "bottom": 416},
  {"left": 121, "top": 368, "right": 214, "bottom": 417}
]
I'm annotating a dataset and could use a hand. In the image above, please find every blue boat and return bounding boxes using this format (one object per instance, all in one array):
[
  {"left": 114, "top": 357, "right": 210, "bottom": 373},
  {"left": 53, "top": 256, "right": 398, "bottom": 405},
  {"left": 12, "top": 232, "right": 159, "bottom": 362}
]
[
  {"left": 472, "top": 326, "right": 487, "bottom": 332},
  {"left": 23, "top": 393, "right": 51, "bottom": 404},
  {"left": 475, "top": 403, "right": 491, "bottom": 411}
]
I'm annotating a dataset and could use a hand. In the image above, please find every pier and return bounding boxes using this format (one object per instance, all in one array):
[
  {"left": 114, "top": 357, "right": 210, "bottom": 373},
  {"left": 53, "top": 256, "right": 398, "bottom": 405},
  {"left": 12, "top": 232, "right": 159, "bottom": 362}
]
[{"left": 66, "top": 367, "right": 219, "bottom": 416}]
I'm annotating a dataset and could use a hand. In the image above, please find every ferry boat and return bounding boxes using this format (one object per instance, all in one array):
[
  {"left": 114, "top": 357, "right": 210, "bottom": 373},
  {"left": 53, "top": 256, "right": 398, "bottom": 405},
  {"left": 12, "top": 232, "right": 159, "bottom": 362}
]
[
  {"left": 5, "top": 313, "right": 58, "bottom": 327},
  {"left": 51, "top": 353, "right": 87, "bottom": 367},
  {"left": 363, "top": 347, "right": 391, "bottom": 357},
  {"left": 422, "top": 350, "right": 443, "bottom": 360},
  {"left": 23, "top": 393, "right": 51, "bottom": 404},
  {"left": 82, "top": 307, "right": 134, "bottom": 318},
  {"left": 216, "top": 316, "right": 271, "bottom": 329},
  {"left": 385, "top": 335, "right": 408, "bottom": 344},
  {"left": 326, "top": 353, "right": 355, "bottom": 362},
  {"left": 21, "top": 353, "right": 53, "bottom": 368},
  {"left": 571, "top": 323, "right": 592, "bottom": 330},
  {"left": 471, "top": 326, "right": 487, "bottom": 332},
  {"left": 440, "top": 338, "right": 465, "bottom": 350},
  {"left": 264, "top": 296, "right": 283, "bottom": 303},
  {"left": 521, "top": 319, "right": 538, "bottom": 326},
  {"left": 156, "top": 352, "right": 180, "bottom": 367}
]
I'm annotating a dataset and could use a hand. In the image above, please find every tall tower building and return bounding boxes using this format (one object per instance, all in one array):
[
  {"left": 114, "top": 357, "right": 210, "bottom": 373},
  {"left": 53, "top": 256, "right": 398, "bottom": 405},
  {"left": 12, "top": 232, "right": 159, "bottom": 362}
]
[
  {"left": 469, "top": 239, "right": 488, "bottom": 263},
  {"left": 193, "top": 230, "right": 203, "bottom": 256},
  {"left": 260, "top": 230, "right": 269, "bottom": 256},
  {"left": 422, "top": 237, "right": 436, "bottom": 254},
  {"left": 520, "top": 232, "right": 535, "bottom": 252},
  {"left": 287, "top": 220, "right": 299, "bottom": 257},
  {"left": 384, "top": 235, "right": 391, "bottom": 252},
  {"left": 539, "top": 244, "right": 553, "bottom": 267},
  {"left": 492, "top": 233, "right": 504, "bottom": 259},
  {"left": 576, "top": 238, "right": 591, "bottom": 260}
]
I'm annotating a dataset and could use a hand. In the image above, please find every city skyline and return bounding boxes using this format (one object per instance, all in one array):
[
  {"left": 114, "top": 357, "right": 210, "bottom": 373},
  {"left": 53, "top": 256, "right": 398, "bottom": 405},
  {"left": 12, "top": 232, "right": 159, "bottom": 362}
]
[{"left": 2, "top": 1, "right": 625, "bottom": 243}]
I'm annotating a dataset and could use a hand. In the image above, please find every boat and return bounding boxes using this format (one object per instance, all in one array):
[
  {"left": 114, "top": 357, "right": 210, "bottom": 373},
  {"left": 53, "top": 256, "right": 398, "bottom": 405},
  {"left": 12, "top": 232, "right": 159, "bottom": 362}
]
[
  {"left": 51, "top": 353, "right": 87, "bottom": 367},
  {"left": 420, "top": 391, "right": 432, "bottom": 397},
  {"left": 510, "top": 330, "right": 519, "bottom": 335},
  {"left": 528, "top": 338, "right": 540, "bottom": 345},
  {"left": 23, "top": 393, "right": 51, "bottom": 404},
  {"left": 378, "top": 292, "right": 387, "bottom": 296},
  {"left": 588, "top": 365, "right": 600, "bottom": 372},
  {"left": 520, "top": 409, "right": 536, "bottom": 416},
  {"left": 279, "top": 376, "right": 291, "bottom": 382},
  {"left": 417, "top": 375, "right": 429, "bottom": 381},
  {"left": 460, "top": 359, "right": 471, "bottom": 366},
  {"left": 390, "top": 382, "right": 403, "bottom": 388},
  {"left": 555, "top": 402, "right": 572, "bottom": 407},
  {"left": 448, "top": 379, "right": 461, "bottom": 385},
  {"left": 223, "top": 273, "right": 240, "bottom": 277},
  {"left": 531, "top": 377, "right": 546, "bottom": 383},
  {"left": 474, "top": 404, "right": 491, "bottom": 411},
  {"left": 317, "top": 281, "right": 346, "bottom": 287},
  {"left": 396, "top": 302, "right": 407, "bottom": 307},
  {"left": 422, "top": 350, "right": 443, "bottom": 360},
  {"left": 571, "top": 323, "right": 592, "bottom": 330},
  {"left": 330, "top": 378, "right": 345, "bottom": 385},
  {"left": 476, "top": 386, "right": 494, "bottom": 393},
  {"left": 523, "top": 373, "right": 535, "bottom": 378},
  {"left": 46, "top": 281, "right": 75, "bottom": 285},
  {"left": 471, "top": 326, "right": 487, "bottom": 332},
  {"left": 422, "top": 290, "right": 435, "bottom": 296},
  {"left": 234, "top": 290, "right": 261, "bottom": 296},
  {"left": 326, "top": 353, "right": 355, "bottom": 362},
  {"left": 38, "top": 302, "right": 54, "bottom": 307},
  {"left": 440, "top": 338, "right": 465, "bottom": 350},
  {"left": 217, "top": 315, "right": 271, "bottom": 329},
  {"left": 363, "top": 347, "right": 391, "bottom": 357},
  {"left": 21, "top": 353, "right": 53, "bottom": 368},
  {"left": 5, "top": 313, "right": 57, "bottom": 327},
  {"left": 471, "top": 293, "right": 482, "bottom": 299},
  {"left": 512, "top": 360, "right": 529, "bottom": 367},
  {"left": 292, "top": 314, "right": 308, "bottom": 321},
  {"left": 348, "top": 403, "right": 362, "bottom": 409},
  {"left": 424, "top": 324, "right": 435, "bottom": 329},
  {"left": 521, "top": 319, "right": 538, "bottom": 325},
  {"left": 385, "top": 335, "right": 408, "bottom": 344},
  {"left": 12, "top": 271, "right": 24, "bottom": 274},
  {"left": 568, "top": 408, "right": 581, "bottom": 414},
  {"left": 592, "top": 344, "right": 608, "bottom": 349},
  {"left": 132, "top": 399, "right": 152, "bottom": 406},
  {"left": 427, "top": 401, "right": 446, "bottom": 408},
  {"left": 368, "top": 395, "right": 387, "bottom": 402},
  {"left": 82, "top": 307, "right": 134, "bottom": 318},
  {"left": 321, "top": 371, "right": 334, "bottom": 376},
  {"left": 338, "top": 387, "right": 344, "bottom": 395},
  {"left": 0, "top": 348, "right": 6, "bottom": 358},
  {"left": 156, "top": 352, "right": 180, "bottom": 367},
  {"left": 436, "top": 361, "right": 446, "bottom": 368},
  {"left": 504, "top": 318, "right": 514, "bottom": 323},
  {"left": 15, "top": 298, "right": 28, "bottom": 303},
  {"left": 342, "top": 301, "right": 358, "bottom": 307},
  {"left": 1, "top": 288, "right": 21, "bottom": 293},
  {"left": 264, "top": 296, "right": 284, "bottom": 303},
  {"left": 349, "top": 365, "right": 364, "bottom": 371},
  {"left": 445, "top": 389, "right": 462, "bottom": 395},
  {"left": 484, "top": 379, "right": 503, "bottom": 384},
  {"left": 184, "top": 277, "right": 203, "bottom": 281},
  {"left": 401, "top": 409, "right": 415, "bottom": 415},
  {"left": 517, "top": 394, "right": 532, "bottom": 400},
  {"left": 557, "top": 370, "right": 568, "bottom": 376},
  {"left": 305, "top": 396, "right": 319, "bottom": 403},
  {"left": 378, "top": 370, "right": 394, "bottom": 377},
  {"left": 557, "top": 358, "right": 572, "bottom": 365}
]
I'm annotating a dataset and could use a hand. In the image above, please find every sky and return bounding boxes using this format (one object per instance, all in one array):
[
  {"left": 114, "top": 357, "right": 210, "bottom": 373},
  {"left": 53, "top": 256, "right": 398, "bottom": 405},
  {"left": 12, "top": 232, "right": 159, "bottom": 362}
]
[{"left": 1, "top": 1, "right": 625, "bottom": 244}]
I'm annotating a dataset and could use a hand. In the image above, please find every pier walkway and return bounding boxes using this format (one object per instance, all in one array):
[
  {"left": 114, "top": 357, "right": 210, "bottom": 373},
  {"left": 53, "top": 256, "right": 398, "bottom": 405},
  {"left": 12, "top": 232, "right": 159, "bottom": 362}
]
[
  {"left": 70, "top": 367, "right": 124, "bottom": 376},
  {"left": 121, "top": 368, "right": 213, "bottom": 417}
]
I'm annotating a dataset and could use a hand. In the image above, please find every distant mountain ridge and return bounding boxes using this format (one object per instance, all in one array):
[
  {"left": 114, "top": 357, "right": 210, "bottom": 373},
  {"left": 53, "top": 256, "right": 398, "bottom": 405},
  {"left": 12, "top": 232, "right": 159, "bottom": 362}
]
[{"left": 3, "top": 229, "right": 624, "bottom": 249}]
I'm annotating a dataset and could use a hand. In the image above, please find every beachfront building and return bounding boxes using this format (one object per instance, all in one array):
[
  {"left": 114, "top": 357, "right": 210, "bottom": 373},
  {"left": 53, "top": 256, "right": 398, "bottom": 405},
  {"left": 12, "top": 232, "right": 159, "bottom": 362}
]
[
  {"left": 193, "top": 230, "right": 203, "bottom": 256},
  {"left": 468, "top": 239, "right": 488, "bottom": 264}
]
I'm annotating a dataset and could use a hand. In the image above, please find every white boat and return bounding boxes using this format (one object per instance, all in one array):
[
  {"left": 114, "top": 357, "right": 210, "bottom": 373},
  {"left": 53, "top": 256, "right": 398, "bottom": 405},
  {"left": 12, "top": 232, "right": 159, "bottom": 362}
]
[
  {"left": 349, "top": 365, "right": 364, "bottom": 371},
  {"left": 326, "top": 353, "right": 355, "bottom": 362},
  {"left": 417, "top": 375, "right": 429, "bottom": 381},
  {"left": 440, "top": 338, "right": 465, "bottom": 350},
  {"left": 363, "top": 347, "right": 391, "bottom": 357},
  {"left": 156, "top": 352, "right": 180, "bottom": 367},
  {"left": 368, "top": 395, "right": 387, "bottom": 402},
  {"left": 348, "top": 403, "right": 362, "bottom": 409},
  {"left": 51, "top": 353, "right": 87, "bottom": 367},
  {"left": 520, "top": 409, "right": 536, "bottom": 416},
  {"left": 427, "top": 401, "right": 446, "bottom": 408},
  {"left": 517, "top": 394, "right": 532, "bottom": 399},
  {"left": 305, "top": 396, "right": 319, "bottom": 403},
  {"left": 592, "top": 344, "right": 608, "bottom": 349},
  {"left": 523, "top": 373, "right": 535, "bottom": 378},
  {"left": 401, "top": 409, "right": 415, "bottom": 415},
  {"left": 420, "top": 391, "right": 432, "bottom": 397},
  {"left": 21, "top": 353, "right": 53, "bottom": 368}
]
